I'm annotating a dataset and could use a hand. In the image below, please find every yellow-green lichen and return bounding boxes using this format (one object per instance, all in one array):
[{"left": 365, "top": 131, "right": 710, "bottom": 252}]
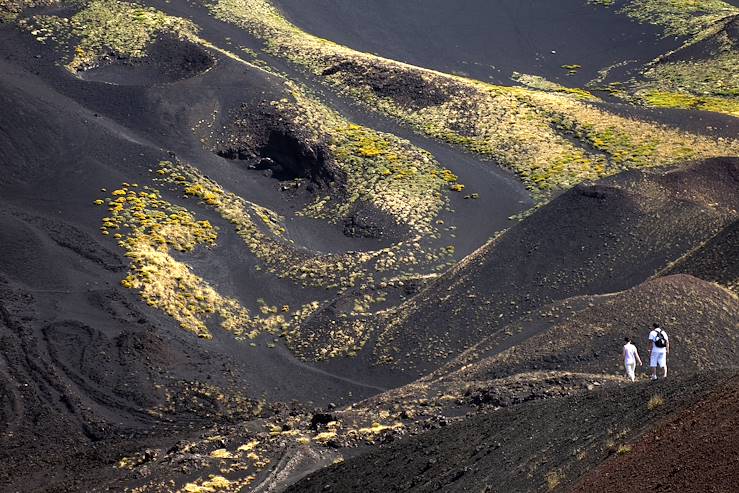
[
  {"left": 521, "top": 1, "right": 739, "bottom": 118},
  {"left": 626, "top": 6, "right": 739, "bottom": 118},
  {"left": 182, "top": 475, "right": 249, "bottom": 493},
  {"left": 150, "top": 160, "right": 454, "bottom": 360},
  {"left": 157, "top": 160, "right": 377, "bottom": 290},
  {"left": 156, "top": 151, "right": 452, "bottom": 292},
  {"left": 588, "top": 0, "right": 615, "bottom": 6},
  {"left": 638, "top": 89, "right": 739, "bottom": 116},
  {"left": 636, "top": 42, "right": 739, "bottom": 117}
]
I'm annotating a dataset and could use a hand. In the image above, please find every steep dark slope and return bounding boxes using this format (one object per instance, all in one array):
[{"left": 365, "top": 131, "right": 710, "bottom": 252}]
[
  {"left": 76, "top": 32, "right": 215, "bottom": 86},
  {"left": 288, "top": 372, "right": 739, "bottom": 493},
  {"left": 445, "top": 274, "right": 739, "bottom": 381},
  {"left": 0, "top": 16, "right": 403, "bottom": 492},
  {"left": 0, "top": 2, "right": 532, "bottom": 488},
  {"left": 662, "top": 219, "right": 739, "bottom": 292},
  {"left": 0, "top": 46, "right": 379, "bottom": 399},
  {"left": 372, "top": 158, "right": 739, "bottom": 375},
  {"left": 571, "top": 375, "right": 739, "bottom": 493},
  {"left": 355, "top": 274, "right": 739, "bottom": 417},
  {"left": 58, "top": 272, "right": 738, "bottom": 493}
]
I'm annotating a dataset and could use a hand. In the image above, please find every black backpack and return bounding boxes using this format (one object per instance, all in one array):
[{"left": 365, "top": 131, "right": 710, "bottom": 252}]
[{"left": 653, "top": 328, "right": 667, "bottom": 348}]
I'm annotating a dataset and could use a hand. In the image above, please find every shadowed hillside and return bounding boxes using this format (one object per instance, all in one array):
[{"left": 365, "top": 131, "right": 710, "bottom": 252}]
[
  {"left": 571, "top": 374, "right": 739, "bottom": 493},
  {"left": 663, "top": 219, "right": 739, "bottom": 292},
  {"left": 288, "top": 372, "right": 739, "bottom": 493},
  {"left": 368, "top": 158, "right": 738, "bottom": 375}
]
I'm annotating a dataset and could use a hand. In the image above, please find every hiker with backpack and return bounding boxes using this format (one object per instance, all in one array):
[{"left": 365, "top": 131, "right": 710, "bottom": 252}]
[
  {"left": 648, "top": 323, "right": 670, "bottom": 380},
  {"left": 622, "top": 337, "right": 643, "bottom": 382}
]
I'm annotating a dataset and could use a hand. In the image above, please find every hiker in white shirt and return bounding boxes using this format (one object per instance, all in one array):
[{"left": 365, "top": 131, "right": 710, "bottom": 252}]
[
  {"left": 622, "top": 337, "right": 642, "bottom": 382},
  {"left": 648, "top": 323, "right": 670, "bottom": 380}
]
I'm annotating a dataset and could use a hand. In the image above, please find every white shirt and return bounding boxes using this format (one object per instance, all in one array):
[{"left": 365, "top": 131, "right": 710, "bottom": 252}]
[
  {"left": 649, "top": 329, "right": 669, "bottom": 353},
  {"left": 623, "top": 343, "right": 638, "bottom": 364}
]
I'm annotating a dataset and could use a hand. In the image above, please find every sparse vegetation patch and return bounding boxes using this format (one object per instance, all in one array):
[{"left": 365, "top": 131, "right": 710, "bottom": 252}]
[
  {"left": 616, "top": 444, "right": 633, "bottom": 455},
  {"left": 149, "top": 161, "right": 455, "bottom": 359},
  {"left": 638, "top": 89, "right": 739, "bottom": 116},
  {"left": 207, "top": 0, "right": 738, "bottom": 196},
  {"left": 21, "top": 0, "right": 199, "bottom": 71},
  {"left": 588, "top": 0, "right": 739, "bottom": 116},
  {"left": 546, "top": 470, "right": 564, "bottom": 490},
  {"left": 620, "top": 0, "right": 738, "bottom": 37},
  {"left": 0, "top": 0, "right": 57, "bottom": 23},
  {"left": 648, "top": 394, "right": 665, "bottom": 409},
  {"left": 96, "top": 182, "right": 311, "bottom": 340},
  {"left": 635, "top": 39, "right": 739, "bottom": 117},
  {"left": 270, "top": 83, "right": 454, "bottom": 232}
]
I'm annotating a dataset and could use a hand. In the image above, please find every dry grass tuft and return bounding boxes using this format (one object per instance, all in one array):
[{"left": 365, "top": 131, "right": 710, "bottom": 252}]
[
  {"left": 546, "top": 470, "right": 564, "bottom": 490},
  {"left": 616, "top": 444, "right": 633, "bottom": 455},
  {"left": 648, "top": 394, "right": 666, "bottom": 410}
]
